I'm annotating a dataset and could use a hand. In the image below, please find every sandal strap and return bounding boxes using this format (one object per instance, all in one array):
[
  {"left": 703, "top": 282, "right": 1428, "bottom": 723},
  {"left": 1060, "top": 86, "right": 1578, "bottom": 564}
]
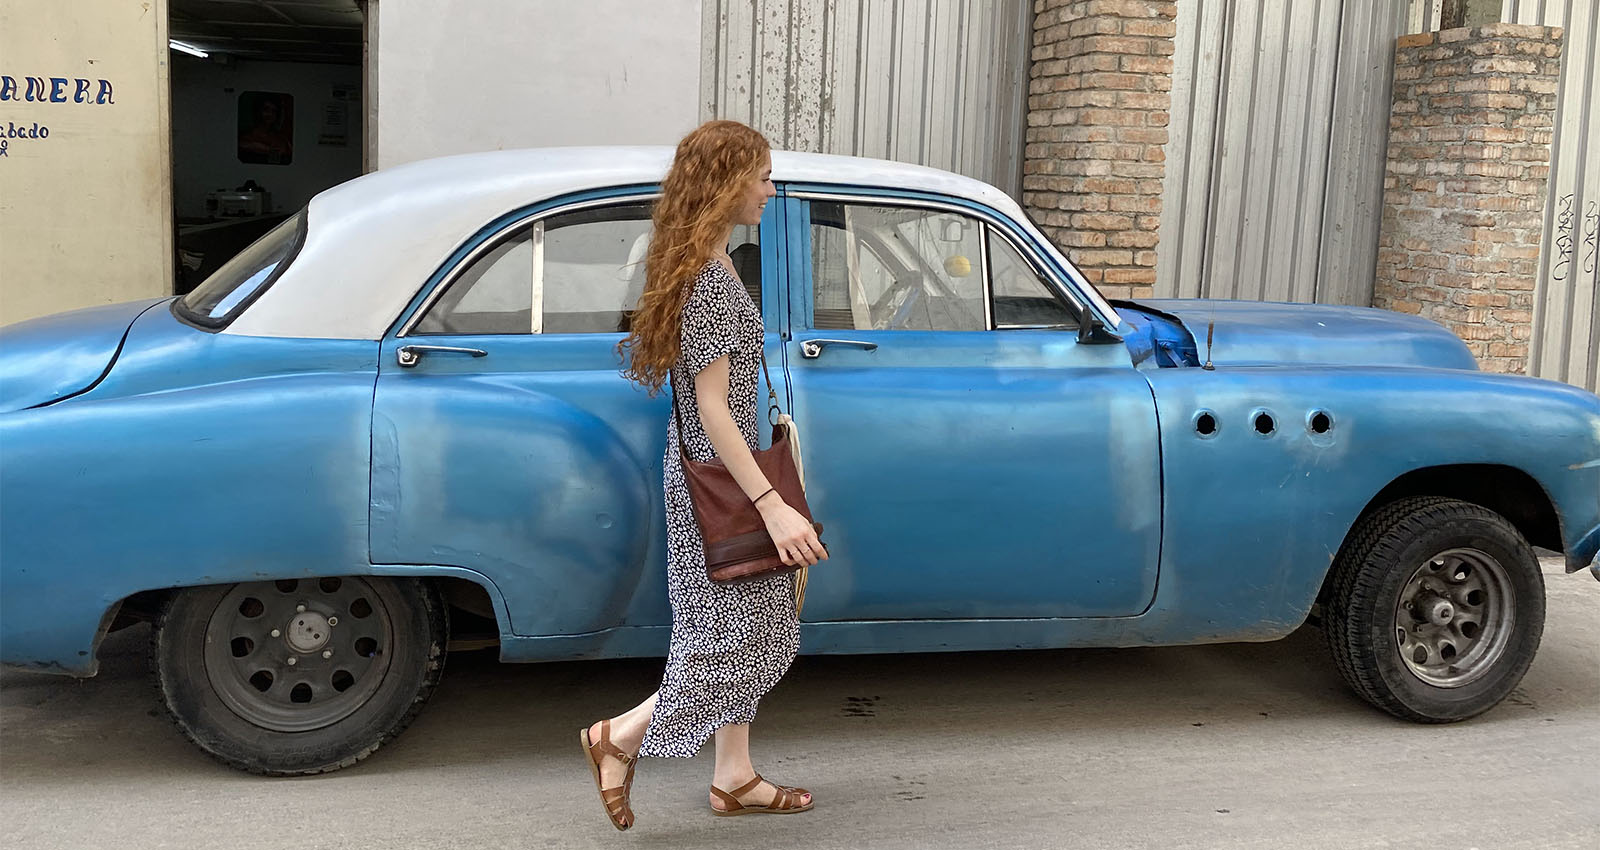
[
  {"left": 709, "top": 785, "right": 744, "bottom": 809},
  {"left": 591, "top": 720, "right": 633, "bottom": 764},
  {"left": 728, "top": 774, "right": 766, "bottom": 798}
]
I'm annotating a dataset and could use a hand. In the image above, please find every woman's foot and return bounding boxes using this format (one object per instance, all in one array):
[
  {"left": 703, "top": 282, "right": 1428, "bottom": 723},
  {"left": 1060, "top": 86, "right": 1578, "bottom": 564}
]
[
  {"left": 580, "top": 719, "right": 642, "bottom": 830},
  {"left": 709, "top": 773, "right": 814, "bottom": 815}
]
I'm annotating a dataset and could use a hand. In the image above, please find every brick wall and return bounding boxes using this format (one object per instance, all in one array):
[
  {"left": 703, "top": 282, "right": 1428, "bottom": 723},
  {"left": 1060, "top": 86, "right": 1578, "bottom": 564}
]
[
  {"left": 1373, "top": 24, "right": 1563, "bottom": 374},
  {"left": 1023, "top": 0, "right": 1175, "bottom": 300}
]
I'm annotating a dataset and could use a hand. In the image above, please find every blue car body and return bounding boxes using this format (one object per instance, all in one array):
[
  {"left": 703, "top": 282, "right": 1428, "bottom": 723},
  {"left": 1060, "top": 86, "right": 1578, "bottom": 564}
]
[{"left": 3, "top": 149, "right": 1597, "bottom": 678}]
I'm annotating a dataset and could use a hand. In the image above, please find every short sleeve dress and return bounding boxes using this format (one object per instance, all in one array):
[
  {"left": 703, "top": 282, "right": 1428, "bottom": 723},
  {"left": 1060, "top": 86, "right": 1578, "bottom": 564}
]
[{"left": 637, "top": 259, "right": 801, "bottom": 759}]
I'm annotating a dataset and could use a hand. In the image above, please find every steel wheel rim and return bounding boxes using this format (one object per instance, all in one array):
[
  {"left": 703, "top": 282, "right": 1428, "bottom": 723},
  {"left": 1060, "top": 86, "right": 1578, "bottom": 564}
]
[
  {"left": 1392, "top": 548, "right": 1515, "bottom": 688},
  {"left": 203, "top": 577, "right": 395, "bottom": 732}
]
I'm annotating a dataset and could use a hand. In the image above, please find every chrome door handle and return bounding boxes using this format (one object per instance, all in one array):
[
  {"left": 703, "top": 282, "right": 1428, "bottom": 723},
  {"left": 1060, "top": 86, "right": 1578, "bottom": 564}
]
[
  {"left": 800, "top": 338, "right": 879, "bottom": 359},
  {"left": 396, "top": 344, "right": 488, "bottom": 367}
]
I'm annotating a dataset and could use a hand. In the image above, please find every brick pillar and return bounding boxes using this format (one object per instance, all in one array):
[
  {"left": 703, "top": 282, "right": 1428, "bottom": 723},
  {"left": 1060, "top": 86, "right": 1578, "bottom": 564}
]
[
  {"left": 1373, "top": 24, "right": 1563, "bottom": 374},
  {"left": 1023, "top": 0, "right": 1175, "bottom": 300}
]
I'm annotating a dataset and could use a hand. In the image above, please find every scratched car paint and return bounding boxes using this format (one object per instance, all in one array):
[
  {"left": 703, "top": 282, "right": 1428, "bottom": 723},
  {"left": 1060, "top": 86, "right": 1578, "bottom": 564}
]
[{"left": 2, "top": 148, "right": 1597, "bottom": 775}]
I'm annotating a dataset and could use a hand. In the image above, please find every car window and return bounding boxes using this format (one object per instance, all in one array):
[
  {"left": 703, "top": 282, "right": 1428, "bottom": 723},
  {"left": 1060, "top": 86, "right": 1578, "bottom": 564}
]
[
  {"left": 178, "top": 211, "right": 305, "bottom": 327},
  {"left": 413, "top": 200, "right": 761, "bottom": 336},
  {"left": 809, "top": 201, "right": 985, "bottom": 331},
  {"left": 989, "top": 231, "right": 1078, "bottom": 328}
]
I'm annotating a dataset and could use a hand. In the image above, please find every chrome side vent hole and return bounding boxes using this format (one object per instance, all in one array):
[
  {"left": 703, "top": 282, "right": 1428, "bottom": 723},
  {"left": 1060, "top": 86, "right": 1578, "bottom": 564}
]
[
  {"left": 1194, "top": 409, "right": 1219, "bottom": 438},
  {"left": 1309, "top": 411, "right": 1332, "bottom": 433},
  {"left": 1254, "top": 412, "right": 1276, "bottom": 435}
]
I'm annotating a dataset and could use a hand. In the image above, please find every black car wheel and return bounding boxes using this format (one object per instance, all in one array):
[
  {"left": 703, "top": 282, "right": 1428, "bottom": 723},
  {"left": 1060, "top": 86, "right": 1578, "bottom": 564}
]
[
  {"left": 152, "top": 576, "right": 447, "bottom": 775},
  {"left": 1323, "top": 497, "right": 1545, "bottom": 723}
]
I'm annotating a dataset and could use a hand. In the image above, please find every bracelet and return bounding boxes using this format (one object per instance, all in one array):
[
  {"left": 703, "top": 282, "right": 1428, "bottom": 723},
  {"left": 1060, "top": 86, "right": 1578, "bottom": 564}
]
[{"left": 752, "top": 487, "right": 776, "bottom": 505}]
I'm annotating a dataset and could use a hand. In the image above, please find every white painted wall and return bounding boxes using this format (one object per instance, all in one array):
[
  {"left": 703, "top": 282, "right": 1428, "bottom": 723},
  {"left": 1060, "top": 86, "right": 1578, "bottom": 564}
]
[
  {"left": 0, "top": 0, "right": 173, "bottom": 325},
  {"left": 170, "top": 56, "right": 363, "bottom": 219},
  {"left": 372, "top": 0, "right": 704, "bottom": 169}
]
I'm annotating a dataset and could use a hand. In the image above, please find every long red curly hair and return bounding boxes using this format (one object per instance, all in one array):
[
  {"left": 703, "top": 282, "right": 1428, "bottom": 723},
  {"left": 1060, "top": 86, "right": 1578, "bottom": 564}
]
[{"left": 618, "top": 120, "right": 770, "bottom": 395}]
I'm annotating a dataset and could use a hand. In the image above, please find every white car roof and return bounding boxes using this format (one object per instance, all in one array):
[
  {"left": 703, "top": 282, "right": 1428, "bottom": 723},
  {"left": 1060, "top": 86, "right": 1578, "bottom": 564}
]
[{"left": 225, "top": 147, "right": 1112, "bottom": 339}]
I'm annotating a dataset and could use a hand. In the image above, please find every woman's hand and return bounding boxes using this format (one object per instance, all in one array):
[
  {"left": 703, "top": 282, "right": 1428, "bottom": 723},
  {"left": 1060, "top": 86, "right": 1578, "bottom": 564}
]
[{"left": 756, "top": 495, "right": 827, "bottom": 567}]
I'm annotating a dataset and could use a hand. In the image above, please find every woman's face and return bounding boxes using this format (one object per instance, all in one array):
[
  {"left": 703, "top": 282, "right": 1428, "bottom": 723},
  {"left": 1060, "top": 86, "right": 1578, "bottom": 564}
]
[{"left": 733, "top": 154, "right": 776, "bottom": 226}]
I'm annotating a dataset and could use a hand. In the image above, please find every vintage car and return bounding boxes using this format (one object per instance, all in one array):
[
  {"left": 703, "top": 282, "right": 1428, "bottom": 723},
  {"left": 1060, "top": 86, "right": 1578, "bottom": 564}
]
[{"left": 2, "top": 148, "right": 1597, "bottom": 776}]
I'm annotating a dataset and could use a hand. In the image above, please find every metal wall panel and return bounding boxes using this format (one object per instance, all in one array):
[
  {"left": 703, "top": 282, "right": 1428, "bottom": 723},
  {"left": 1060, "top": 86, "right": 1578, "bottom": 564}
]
[
  {"left": 1504, "top": 0, "right": 1600, "bottom": 392},
  {"left": 701, "top": 0, "right": 1031, "bottom": 198},
  {"left": 1158, "top": 0, "right": 1409, "bottom": 305}
]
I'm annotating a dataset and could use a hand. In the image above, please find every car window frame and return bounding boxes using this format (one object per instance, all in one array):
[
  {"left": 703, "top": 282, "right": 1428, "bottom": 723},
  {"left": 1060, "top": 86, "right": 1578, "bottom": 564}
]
[
  {"left": 984, "top": 223, "right": 1082, "bottom": 331},
  {"left": 395, "top": 189, "right": 661, "bottom": 339},
  {"left": 173, "top": 210, "right": 308, "bottom": 332},
  {"left": 792, "top": 191, "right": 1085, "bottom": 333}
]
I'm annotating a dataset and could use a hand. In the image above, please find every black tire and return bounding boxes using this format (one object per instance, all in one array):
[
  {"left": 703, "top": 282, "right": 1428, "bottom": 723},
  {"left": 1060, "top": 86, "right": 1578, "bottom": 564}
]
[
  {"left": 1323, "top": 497, "right": 1545, "bottom": 723},
  {"left": 152, "top": 576, "right": 447, "bottom": 775}
]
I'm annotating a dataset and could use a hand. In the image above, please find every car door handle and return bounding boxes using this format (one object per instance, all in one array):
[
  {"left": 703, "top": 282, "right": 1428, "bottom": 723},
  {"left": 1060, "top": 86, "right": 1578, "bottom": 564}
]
[
  {"left": 800, "top": 338, "right": 879, "bottom": 359},
  {"left": 396, "top": 344, "right": 488, "bottom": 367}
]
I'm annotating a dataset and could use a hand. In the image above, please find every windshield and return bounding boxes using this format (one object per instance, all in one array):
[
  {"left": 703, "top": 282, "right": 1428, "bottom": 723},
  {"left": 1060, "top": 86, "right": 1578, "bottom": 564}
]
[{"left": 177, "top": 211, "right": 306, "bottom": 328}]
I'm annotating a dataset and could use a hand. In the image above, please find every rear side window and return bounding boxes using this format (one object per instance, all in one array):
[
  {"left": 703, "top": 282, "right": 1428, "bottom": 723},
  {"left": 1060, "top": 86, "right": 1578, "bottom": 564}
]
[{"left": 177, "top": 211, "right": 305, "bottom": 328}]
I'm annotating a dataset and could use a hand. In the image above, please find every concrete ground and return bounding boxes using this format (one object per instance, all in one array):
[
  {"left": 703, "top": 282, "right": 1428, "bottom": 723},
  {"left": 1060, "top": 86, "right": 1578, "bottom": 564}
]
[{"left": 2, "top": 561, "right": 1595, "bottom": 850}]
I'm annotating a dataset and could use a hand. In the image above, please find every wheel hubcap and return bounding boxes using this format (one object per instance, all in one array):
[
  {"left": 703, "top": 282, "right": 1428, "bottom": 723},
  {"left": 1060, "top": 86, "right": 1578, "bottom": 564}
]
[
  {"left": 1393, "top": 548, "right": 1514, "bottom": 688},
  {"left": 203, "top": 577, "right": 394, "bottom": 732}
]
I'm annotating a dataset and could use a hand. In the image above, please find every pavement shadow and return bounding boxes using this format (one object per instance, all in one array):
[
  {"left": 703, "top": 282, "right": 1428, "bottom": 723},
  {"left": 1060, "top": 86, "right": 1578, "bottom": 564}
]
[{"left": 4, "top": 613, "right": 1593, "bottom": 784}]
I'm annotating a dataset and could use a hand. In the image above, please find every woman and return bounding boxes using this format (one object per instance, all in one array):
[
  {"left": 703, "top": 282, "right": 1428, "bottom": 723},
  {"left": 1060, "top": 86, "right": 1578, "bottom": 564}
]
[{"left": 580, "top": 120, "right": 827, "bottom": 830}]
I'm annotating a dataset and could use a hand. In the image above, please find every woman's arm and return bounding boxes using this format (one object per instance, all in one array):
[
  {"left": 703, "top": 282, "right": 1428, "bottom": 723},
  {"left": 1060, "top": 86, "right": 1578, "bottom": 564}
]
[{"left": 695, "top": 355, "right": 826, "bottom": 567}]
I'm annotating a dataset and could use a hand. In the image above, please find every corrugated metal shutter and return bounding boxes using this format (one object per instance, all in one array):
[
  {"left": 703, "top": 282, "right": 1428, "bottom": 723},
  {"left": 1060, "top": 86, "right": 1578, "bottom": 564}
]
[
  {"left": 1504, "top": 0, "right": 1599, "bottom": 392},
  {"left": 700, "top": 0, "right": 1032, "bottom": 198},
  {"left": 1157, "top": 0, "right": 1409, "bottom": 305}
]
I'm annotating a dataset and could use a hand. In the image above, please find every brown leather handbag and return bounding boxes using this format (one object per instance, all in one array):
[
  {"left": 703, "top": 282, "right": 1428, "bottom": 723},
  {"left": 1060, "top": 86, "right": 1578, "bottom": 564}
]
[{"left": 672, "top": 352, "right": 824, "bottom": 584}]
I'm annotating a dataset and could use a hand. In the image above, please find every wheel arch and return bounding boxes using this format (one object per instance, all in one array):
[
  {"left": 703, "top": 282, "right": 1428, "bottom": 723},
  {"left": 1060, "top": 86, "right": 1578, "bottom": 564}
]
[
  {"left": 101, "top": 569, "right": 511, "bottom": 655},
  {"left": 1361, "top": 464, "right": 1560, "bottom": 551},
  {"left": 1320, "top": 464, "right": 1560, "bottom": 603}
]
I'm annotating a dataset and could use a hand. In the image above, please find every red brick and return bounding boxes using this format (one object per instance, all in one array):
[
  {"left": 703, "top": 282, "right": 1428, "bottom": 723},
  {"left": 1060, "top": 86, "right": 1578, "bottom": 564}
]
[
  {"left": 1102, "top": 267, "right": 1157, "bottom": 284},
  {"left": 1080, "top": 35, "right": 1151, "bottom": 55}
]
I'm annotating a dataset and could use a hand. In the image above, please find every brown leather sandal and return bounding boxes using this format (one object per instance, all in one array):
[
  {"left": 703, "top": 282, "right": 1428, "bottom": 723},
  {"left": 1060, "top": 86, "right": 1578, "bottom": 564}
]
[
  {"left": 709, "top": 774, "right": 814, "bottom": 817},
  {"left": 579, "top": 720, "right": 637, "bottom": 830}
]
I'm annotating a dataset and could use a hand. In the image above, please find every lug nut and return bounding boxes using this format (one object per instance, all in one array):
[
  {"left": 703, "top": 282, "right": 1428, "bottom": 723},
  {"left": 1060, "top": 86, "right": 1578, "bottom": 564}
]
[
  {"left": 270, "top": 629, "right": 281, "bottom": 638},
  {"left": 327, "top": 617, "right": 339, "bottom": 627},
  {"left": 322, "top": 650, "right": 333, "bottom": 659},
  {"left": 287, "top": 656, "right": 298, "bottom": 666},
  {"left": 296, "top": 604, "right": 307, "bottom": 613}
]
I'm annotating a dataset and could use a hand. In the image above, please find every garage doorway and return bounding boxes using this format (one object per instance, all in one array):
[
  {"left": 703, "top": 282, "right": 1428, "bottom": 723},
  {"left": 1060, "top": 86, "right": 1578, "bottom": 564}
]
[{"left": 167, "top": 0, "right": 365, "bottom": 294}]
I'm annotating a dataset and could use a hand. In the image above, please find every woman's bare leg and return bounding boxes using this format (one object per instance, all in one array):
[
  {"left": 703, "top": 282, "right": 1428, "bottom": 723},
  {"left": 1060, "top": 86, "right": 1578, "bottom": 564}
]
[
  {"left": 590, "top": 691, "right": 657, "bottom": 789},
  {"left": 709, "top": 723, "right": 812, "bottom": 809}
]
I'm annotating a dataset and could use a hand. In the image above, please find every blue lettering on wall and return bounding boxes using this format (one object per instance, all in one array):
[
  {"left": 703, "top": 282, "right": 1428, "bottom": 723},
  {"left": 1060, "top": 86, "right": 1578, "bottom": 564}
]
[{"left": 0, "top": 74, "right": 116, "bottom": 105}]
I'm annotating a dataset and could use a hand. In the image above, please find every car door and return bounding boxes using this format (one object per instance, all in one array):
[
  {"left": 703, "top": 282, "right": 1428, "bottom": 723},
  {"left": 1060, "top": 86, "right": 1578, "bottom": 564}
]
[
  {"left": 780, "top": 189, "right": 1162, "bottom": 621},
  {"left": 369, "top": 190, "right": 782, "bottom": 637}
]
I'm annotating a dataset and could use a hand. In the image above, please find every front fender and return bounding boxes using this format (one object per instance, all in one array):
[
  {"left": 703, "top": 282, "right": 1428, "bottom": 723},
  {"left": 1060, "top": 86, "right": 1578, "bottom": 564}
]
[{"left": 1140, "top": 366, "right": 1600, "bottom": 641}]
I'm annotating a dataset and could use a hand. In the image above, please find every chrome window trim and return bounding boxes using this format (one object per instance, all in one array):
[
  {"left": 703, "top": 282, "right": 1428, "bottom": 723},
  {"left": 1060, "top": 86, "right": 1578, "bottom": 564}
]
[
  {"left": 790, "top": 190, "right": 1092, "bottom": 327},
  {"left": 398, "top": 192, "right": 660, "bottom": 338},
  {"left": 985, "top": 222, "right": 1081, "bottom": 330},
  {"left": 529, "top": 219, "right": 545, "bottom": 334},
  {"left": 978, "top": 221, "right": 994, "bottom": 330}
]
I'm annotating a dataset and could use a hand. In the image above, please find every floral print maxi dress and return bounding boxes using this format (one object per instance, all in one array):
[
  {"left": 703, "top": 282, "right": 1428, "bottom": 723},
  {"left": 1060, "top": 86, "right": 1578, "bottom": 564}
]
[{"left": 637, "top": 259, "right": 801, "bottom": 758}]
